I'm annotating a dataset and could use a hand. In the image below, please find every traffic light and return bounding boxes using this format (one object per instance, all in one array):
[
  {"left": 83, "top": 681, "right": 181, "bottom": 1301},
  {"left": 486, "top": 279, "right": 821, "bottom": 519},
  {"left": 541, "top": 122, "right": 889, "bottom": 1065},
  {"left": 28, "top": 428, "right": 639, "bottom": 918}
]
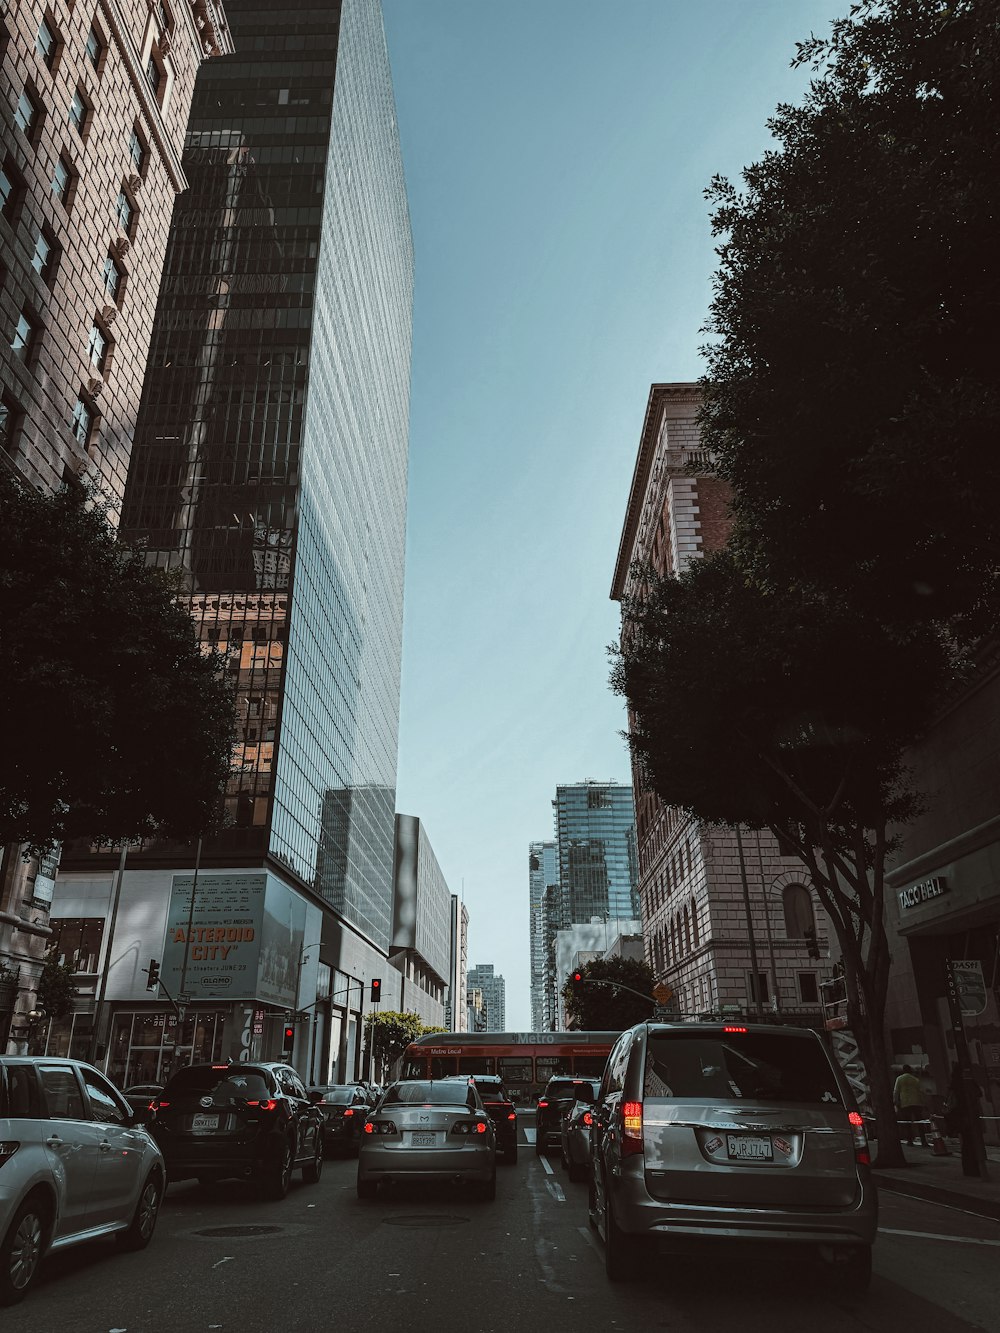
[
  {"left": 572, "top": 972, "right": 583, "bottom": 983},
  {"left": 146, "top": 958, "right": 160, "bottom": 991},
  {"left": 282, "top": 1024, "right": 295, "bottom": 1054},
  {"left": 370, "top": 978, "right": 382, "bottom": 1004},
  {"left": 804, "top": 927, "right": 821, "bottom": 961}
]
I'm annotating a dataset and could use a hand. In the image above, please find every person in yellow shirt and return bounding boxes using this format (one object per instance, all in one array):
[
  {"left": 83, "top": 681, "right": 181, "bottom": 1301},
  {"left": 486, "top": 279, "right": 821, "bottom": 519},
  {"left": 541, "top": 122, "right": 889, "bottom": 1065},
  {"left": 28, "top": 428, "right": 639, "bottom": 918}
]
[{"left": 893, "top": 1064, "right": 927, "bottom": 1146}]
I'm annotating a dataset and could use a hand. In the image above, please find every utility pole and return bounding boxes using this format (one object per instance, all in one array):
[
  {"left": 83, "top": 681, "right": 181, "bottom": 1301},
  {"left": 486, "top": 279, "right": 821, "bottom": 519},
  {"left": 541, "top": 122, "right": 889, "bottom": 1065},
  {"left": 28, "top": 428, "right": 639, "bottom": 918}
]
[{"left": 88, "top": 842, "right": 128, "bottom": 1067}]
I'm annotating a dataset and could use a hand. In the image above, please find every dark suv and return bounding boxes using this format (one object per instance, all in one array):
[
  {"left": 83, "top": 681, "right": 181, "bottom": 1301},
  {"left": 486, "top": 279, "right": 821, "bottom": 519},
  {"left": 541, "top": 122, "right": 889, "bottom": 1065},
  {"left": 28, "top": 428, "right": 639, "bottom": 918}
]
[
  {"left": 536, "top": 1076, "right": 599, "bottom": 1154},
  {"left": 466, "top": 1076, "right": 518, "bottom": 1164},
  {"left": 149, "top": 1061, "right": 324, "bottom": 1199}
]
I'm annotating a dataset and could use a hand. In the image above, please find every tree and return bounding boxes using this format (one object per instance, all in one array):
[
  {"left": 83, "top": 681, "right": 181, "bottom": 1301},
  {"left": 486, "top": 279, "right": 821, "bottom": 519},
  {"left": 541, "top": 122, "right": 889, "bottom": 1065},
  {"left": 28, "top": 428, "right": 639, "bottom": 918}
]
[
  {"left": 0, "top": 477, "right": 236, "bottom": 853},
  {"left": 35, "top": 947, "right": 77, "bottom": 1021},
  {"left": 701, "top": 0, "right": 1000, "bottom": 639},
  {"left": 562, "top": 956, "right": 655, "bottom": 1032},
  {"left": 363, "top": 1010, "right": 445, "bottom": 1081},
  {"left": 610, "top": 551, "right": 955, "bottom": 1165}
]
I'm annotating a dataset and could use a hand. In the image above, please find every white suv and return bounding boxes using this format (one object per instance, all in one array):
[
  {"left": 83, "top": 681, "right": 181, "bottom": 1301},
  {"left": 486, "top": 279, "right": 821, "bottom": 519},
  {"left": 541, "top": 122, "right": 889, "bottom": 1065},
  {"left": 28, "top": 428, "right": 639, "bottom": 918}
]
[{"left": 0, "top": 1056, "right": 165, "bottom": 1305}]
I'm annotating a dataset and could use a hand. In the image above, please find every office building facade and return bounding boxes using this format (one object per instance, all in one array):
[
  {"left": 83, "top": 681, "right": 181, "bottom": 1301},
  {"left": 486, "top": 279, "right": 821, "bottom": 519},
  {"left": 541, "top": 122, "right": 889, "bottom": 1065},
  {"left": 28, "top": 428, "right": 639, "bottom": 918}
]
[
  {"left": 467, "top": 963, "right": 505, "bottom": 1033},
  {"left": 446, "top": 894, "right": 469, "bottom": 1032},
  {"left": 389, "top": 815, "right": 450, "bottom": 1028},
  {"left": 528, "top": 840, "right": 557, "bottom": 1031},
  {"left": 51, "top": 0, "right": 414, "bottom": 1081}
]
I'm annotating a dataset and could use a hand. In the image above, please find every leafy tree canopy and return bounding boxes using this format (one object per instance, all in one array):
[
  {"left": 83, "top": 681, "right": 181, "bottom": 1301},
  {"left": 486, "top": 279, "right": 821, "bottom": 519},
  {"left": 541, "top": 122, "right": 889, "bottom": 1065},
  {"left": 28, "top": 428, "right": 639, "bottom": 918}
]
[
  {"left": 0, "top": 478, "right": 236, "bottom": 854},
  {"left": 364, "top": 1010, "right": 444, "bottom": 1076},
  {"left": 562, "top": 956, "right": 655, "bottom": 1031},
  {"left": 36, "top": 948, "right": 77, "bottom": 1021},
  {"left": 701, "top": 0, "right": 1000, "bottom": 635}
]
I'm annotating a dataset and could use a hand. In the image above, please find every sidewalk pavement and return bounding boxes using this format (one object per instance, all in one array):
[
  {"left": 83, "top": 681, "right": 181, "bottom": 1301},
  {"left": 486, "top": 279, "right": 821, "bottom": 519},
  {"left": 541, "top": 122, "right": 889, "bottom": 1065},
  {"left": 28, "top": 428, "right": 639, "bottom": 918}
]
[{"left": 872, "top": 1139, "right": 1000, "bottom": 1221}]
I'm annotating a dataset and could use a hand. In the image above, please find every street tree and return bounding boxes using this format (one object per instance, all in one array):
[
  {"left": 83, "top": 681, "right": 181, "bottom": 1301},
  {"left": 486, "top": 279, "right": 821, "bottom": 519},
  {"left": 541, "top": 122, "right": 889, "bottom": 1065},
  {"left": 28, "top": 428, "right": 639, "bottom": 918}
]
[
  {"left": 0, "top": 477, "right": 236, "bottom": 854},
  {"left": 36, "top": 947, "right": 77, "bottom": 1022},
  {"left": 701, "top": 0, "right": 1000, "bottom": 638},
  {"left": 610, "top": 551, "right": 955, "bottom": 1166},
  {"left": 562, "top": 956, "right": 655, "bottom": 1032},
  {"left": 364, "top": 1010, "right": 445, "bottom": 1081}
]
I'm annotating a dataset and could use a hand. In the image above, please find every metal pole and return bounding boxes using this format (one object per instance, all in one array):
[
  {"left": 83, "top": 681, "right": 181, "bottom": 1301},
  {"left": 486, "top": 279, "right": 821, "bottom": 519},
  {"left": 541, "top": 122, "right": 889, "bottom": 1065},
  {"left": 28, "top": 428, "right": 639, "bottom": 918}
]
[
  {"left": 177, "top": 836, "right": 203, "bottom": 1010},
  {"left": 754, "top": 831, "right": 781, "bottom": 1012},
  {"left": 734, "top": 826, "right": 764, "bottom": 1020},
  {"left": 88, "top": 842, "right": 128, "bottom": 1066}
]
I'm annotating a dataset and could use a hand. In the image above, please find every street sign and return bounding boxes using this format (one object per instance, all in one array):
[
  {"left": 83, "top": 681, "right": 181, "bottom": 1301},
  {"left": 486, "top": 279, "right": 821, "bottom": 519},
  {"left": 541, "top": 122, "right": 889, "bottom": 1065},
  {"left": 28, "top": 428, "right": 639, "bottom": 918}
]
[
  {"left": 652, "top": 982, "right": 673, "bottom": 1005},
  {"left": 177, "top": 993, "right": 192, "bottom": 1004},
  {"left": 950, "top": 959, "right": 987, "bottom": 1017}
]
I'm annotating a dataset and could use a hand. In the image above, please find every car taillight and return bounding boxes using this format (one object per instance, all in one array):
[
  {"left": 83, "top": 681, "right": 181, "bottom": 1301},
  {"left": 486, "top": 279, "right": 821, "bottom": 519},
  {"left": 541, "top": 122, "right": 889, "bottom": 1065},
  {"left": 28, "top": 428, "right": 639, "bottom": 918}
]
[
  {"left": 582, "top": 1111, "right": 593, "bottom": 1126},
  {"left": 848, "top": 1110, "right": 870, "bottom": 1165},
  {"left": 537, "top": 1100, "right": 548, "bottom": 1108},
  {"left": 365, "top": 1120, "right": 397, "bottom": 1135},
  {"left": 0, "top": 1142, "right": 20, "bottom": 1169},
  {"left": 343, "top": 1108, "right": 354, "bottom": 1117},
  {"left": 507, "top": 1113, "right": 516, "bottom": 1121},
  {"left": 152, "top": 1100, "right": 169, "bottom": 1111},
  {"left": 476, "top": 1122, "right": 487, "bottom": 1134},
  {"left": 245, "top": 1099, "right": 278, "bottom": 1112},
  {"left": 723, "top": 1026, "right": 748, "bottom": 1033},
  {"left": 621, "top": 1100, "right": 643, "bottom": 1156}
]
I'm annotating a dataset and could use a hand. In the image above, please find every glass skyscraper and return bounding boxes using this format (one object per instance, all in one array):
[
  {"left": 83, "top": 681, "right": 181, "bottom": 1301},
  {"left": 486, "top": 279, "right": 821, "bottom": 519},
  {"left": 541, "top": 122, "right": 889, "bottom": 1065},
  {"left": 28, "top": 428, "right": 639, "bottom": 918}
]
[
  {"left": 551, "top": 782, "right": 639, "bottom": 927},
  {"left": 70, "top": 0, "right": 413, "bottom": 956}
]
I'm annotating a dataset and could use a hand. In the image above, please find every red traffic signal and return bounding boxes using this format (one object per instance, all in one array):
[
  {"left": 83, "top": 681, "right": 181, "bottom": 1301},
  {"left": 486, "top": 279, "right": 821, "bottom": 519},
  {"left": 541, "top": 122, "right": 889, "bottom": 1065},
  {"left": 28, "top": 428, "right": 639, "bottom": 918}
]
[
  {"left": 572, "top": 972, "right": 583, "bottom": 983},
  {"left": 282, "top": 1025, "right": 295, "bottom": 1053},
  {"left": 370, "top": 978, "right": 382, "bottom": 1003}
]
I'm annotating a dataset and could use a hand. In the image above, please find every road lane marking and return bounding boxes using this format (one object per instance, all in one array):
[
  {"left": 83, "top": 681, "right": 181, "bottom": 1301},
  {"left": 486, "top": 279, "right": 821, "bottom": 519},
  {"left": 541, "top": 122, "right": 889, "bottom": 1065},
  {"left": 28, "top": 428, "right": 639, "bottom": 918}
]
[
  {"left": 879, "top": 1228, "right": 1000, "bottom": 1247},
  {"left": 546, "top": 1178, "right": 566, "bottom": 1203},
  {"left": 539, "top": 1155, "right": 554, "bottom": 1175},
  {"left": 212, "top": 1256, "right": 234, "bottom": 1269},
  {"left": 523, "top": 1127, "right": 536, "bottom": 1144}
]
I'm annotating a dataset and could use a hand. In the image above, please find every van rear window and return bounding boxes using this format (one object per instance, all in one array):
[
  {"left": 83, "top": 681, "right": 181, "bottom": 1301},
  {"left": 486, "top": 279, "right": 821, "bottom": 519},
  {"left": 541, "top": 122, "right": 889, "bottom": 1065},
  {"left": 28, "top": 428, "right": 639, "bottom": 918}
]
[
  {"left": 163, "top": 1067, "right": 272, "bottom": 1100},
  {"left": 644, "top": 1032, "right": 842, "bottom": 1105}
]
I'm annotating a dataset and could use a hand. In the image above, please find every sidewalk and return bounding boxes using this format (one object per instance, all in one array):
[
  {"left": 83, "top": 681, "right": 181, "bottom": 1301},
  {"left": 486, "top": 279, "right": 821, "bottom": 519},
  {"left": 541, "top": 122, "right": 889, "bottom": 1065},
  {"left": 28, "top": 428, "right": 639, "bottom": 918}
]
[{"left": 872, "top": 1140, "right": 1000, "bottom": 1221}]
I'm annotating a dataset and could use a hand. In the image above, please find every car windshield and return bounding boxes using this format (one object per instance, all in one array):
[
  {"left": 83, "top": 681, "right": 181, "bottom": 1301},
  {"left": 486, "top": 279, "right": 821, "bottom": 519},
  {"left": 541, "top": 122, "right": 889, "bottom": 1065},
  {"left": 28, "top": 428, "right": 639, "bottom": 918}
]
[
  {"left": 313, "top": 1086, "right": 356, "bottom": 1105},
  {"left": 644, "top": 1032, "right": 843, "bottom": 1105},
  {"left": 162, "top": 1067, "right": 273, "bottom": 1100},
  {"left": 383, "top": 1082, "right": 474, "bottom": 1107}
]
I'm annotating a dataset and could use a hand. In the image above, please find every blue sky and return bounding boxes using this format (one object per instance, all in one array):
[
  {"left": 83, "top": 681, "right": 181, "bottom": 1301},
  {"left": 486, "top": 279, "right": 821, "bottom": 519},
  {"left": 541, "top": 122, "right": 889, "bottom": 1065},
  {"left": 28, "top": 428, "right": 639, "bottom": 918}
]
[{"left": 382, "top": 0, "right": 848, "bottom": 1028}]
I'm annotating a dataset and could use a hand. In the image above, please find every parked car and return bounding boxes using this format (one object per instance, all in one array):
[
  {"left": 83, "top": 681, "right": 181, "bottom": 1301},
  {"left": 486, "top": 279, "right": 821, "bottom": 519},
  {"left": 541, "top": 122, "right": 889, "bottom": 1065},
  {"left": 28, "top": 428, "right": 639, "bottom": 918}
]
[
  {"left": 589, "top": 1022, "right": 877, "bottom": 1287},
  {"left": 308, "top": 1083, "right": 372, "bottom": 1156},
  {"left": 0, "top": 1056, "right": 165, "bottom": 1306},
  {"left": 121, "top": 1083, "right": 163, "bottom": 1117},
  {"left": 461, "top": 1075, "right": 519, "bottom": 1164},
  {"left": 535, "top": 1075, "right": 600, "bottom": 1154},
  {"left": 357, "top": 1079, "right": 496, "bottom": 1201},
  {"left": 559, "top": 1079, "right": 600, "bottom": 1181},
  {"left": 148, "top": 1061, "right": 323, "bottom": 1198}
]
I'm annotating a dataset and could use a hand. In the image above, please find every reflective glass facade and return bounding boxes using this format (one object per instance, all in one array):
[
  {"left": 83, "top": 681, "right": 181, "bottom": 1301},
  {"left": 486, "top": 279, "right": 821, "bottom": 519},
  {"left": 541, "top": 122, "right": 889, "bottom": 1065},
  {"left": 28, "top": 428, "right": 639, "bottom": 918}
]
[
  {"left": 113, "top": 0, "right": 412, "bottom": 952},
  {"left": 552, "top": 782, "right": 639, "bottom": 926}
]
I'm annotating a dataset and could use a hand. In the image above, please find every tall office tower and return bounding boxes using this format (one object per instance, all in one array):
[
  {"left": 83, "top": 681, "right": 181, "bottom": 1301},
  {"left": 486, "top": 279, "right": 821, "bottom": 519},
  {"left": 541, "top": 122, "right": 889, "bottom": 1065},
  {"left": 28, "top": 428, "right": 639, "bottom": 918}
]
[
  {"left": 53, "top": 0, "right": 414, "bottom": 1083},
  {"left": 467, "top": 963, "right": 505, "bottom": 1033},
  {"left": 611, "top": 384, "right": 830, "bottom": 1021},
  {"left": 552, "top": 781, "right": 639, "bottom": 928},
  {"left": 0, "top": 0, "right": 230, "bottom": 1050},
  {"left": 528, "top": 840, "right": 557, "bottom": 1030},
  {"left": 447, "top": 894, "right": 469, "bottom": 1032},
  {"left": 390, "top": 815, "right": 451, "bottom": 1029}
]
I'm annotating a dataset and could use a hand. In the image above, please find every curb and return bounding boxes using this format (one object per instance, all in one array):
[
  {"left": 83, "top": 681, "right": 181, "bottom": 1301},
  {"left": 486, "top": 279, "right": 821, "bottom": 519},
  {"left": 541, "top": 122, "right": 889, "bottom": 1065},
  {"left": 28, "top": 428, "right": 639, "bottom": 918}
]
[{"left": 873, "top": 1171, "right": 1000, "bottom": 1222}]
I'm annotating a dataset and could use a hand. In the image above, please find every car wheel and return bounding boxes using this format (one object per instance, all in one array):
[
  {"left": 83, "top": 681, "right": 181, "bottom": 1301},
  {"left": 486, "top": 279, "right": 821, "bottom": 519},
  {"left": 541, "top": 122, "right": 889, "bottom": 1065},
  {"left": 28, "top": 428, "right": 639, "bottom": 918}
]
[
  {"left": 262, "top": 1139, "right": 294, "bottom": 1200},
  {"left": 357, "top": 1176, "right": 378, "bottom": 1200},
  {"left": 119, "top": 1171, "right": 162, "bottom": 1252},
  {"left": 302, "top": 1139, "right": 323, "bottom": 1185},
  {"left": 603, "top": 1174, "right": 637, "bottom": 1282},
  {"left": 0, "top": 1196, "right": 49, "bottom": 1307}
]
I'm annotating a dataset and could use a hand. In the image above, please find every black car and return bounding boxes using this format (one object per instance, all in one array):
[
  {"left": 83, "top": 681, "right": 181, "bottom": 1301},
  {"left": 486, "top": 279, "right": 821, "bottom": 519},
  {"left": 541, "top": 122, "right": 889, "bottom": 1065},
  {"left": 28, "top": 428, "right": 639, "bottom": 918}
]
[
  {"left": 121, "top": 1083, "right": 163, "bottom": 1117},
  {"left": 308, "top": 1083, "right": 372, "bottom": 1156},
  {"left": 149, "top": 1061, "right": 324, "bottom": 1199},
  {"left": 466, "top": 1075, "right": 518, "bottom": 1164},
  {"left": 535, "top": 1076, "right": 599, "bottom": 1154}
]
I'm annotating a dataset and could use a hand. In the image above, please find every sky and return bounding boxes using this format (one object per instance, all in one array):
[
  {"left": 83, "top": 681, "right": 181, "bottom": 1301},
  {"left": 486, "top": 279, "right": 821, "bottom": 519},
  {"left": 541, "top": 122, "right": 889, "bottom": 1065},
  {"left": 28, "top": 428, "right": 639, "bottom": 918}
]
[{"left": 382, "top": 0, "right": 848, "bottom": 1029}]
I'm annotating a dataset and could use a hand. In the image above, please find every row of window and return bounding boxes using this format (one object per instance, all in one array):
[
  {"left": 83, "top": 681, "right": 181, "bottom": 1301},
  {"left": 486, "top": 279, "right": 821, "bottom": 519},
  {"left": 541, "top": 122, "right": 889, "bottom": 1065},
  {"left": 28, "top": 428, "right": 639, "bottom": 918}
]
[{"left": 644, "top": 837, "right": 695, "bottom": 913}]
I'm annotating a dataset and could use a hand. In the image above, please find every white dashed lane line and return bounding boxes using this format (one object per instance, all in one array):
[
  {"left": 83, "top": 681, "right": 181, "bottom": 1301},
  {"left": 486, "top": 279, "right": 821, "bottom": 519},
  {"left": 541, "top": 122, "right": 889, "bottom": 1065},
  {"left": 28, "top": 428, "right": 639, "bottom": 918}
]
[{"left": 879, "top": 1228, "right": 1000, "bottom": 1247}]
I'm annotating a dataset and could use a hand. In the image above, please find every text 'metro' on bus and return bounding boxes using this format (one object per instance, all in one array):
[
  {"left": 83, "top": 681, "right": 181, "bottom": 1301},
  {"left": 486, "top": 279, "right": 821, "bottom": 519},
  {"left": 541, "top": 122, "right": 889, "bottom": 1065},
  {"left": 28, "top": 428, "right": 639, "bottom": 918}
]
[{"left": 397, "top": 1031, "right": 620, "bottom": 1101}]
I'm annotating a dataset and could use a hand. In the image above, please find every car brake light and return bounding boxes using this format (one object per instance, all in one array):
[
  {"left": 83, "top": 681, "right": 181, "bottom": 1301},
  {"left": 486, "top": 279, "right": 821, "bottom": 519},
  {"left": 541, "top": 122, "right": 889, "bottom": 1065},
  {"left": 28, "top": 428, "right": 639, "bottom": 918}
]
[
  {"left": 582, "top": 1111, "right": 593, "bottom": 1126},
  {"left": 537, "top": 1099, "right": 548, "bottom": 1108},
  {"left": 848, "top": 1110, "right": 870, "bottom": 1165},
  {"left": 0, "top": 1142, "right": 20, "bottom": 1168},
  {"left": 245, "top": 1099, "right": 278, "bottom": 1112},
  {"left": 152, "top": 1100, "right": 169, "bottom": 1111},
  {"left": 621, "top": 1100, "right": 643, "bottom": 1157},
  {"left": 723, "top": 1026, "right": 748, "bottom": 1033},
  {"left": 364, "top": 1121, "right": 374, "bottom": 1134},
  {"left": 475, "top": 1122, "right": 487, "bottom": 1134},
  {"left": 507, "top": 1113, "right": 516, "bottom": 1120},
  {"left": 211, "top": 1064, "right": 230, "bottom": 1069},
  {"left": 343, "top": 1108, "right": 354, "bottom": 1117}
]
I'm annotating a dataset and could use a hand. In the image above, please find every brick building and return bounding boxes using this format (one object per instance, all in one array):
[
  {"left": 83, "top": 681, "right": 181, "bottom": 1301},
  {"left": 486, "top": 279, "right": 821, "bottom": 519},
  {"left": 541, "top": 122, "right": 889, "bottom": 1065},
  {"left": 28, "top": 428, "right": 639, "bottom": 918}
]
[
  {"left": 610, "top": 382, "right": 833, "bottom": 1020},
  {"left": 1, "top": 0, "right": 230, "bottom": 1049}
]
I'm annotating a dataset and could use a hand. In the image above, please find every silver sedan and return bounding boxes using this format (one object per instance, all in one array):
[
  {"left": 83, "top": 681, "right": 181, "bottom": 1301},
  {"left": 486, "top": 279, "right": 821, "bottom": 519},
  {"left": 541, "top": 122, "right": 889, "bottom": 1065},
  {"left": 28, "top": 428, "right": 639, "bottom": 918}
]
[{"left": 357, "top": 1080, "right": 497, "bottom": 1201}]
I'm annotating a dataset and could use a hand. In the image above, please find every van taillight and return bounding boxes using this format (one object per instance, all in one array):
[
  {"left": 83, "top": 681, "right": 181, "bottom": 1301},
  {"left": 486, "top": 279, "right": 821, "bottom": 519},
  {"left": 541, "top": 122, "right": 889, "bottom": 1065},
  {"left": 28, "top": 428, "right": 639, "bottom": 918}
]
[
  {"left": 621, "top": 1100, "right": 643, "bottom": 1156},
  {"left": 246, "top": 1099, "right": 278, "bottom": 1112},
  {"left": 849, "top": 1110, "right": 870, "bottom": 1165},
  {"left": 582, "top": 1111, "right": 593, "bottom": 1126}
]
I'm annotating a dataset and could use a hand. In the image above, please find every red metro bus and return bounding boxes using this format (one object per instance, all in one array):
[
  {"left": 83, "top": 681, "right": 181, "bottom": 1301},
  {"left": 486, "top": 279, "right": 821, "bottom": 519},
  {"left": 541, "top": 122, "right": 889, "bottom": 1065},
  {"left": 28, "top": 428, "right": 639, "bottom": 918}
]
[{"left": 396, "top": 1031, "right": 620, "bottom": 1103}]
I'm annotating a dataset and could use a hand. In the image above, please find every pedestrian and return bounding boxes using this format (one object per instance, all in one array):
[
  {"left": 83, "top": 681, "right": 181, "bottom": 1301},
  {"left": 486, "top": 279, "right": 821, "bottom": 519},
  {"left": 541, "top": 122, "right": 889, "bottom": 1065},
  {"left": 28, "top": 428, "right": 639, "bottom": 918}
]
[
  {"left": 946, "top": 1061, "right": 980, "bottom": 1178},
  {"left": 893, "top": 1063, "right": 927, "bottom": 1146}
]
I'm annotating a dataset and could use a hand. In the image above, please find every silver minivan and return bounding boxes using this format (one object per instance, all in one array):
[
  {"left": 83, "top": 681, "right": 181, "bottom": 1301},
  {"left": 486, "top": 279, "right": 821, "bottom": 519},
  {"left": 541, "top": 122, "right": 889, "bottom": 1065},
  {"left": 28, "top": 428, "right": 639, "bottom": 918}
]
[{"left": 589, "top": 1022, "right": 877, "bottom": 1288}]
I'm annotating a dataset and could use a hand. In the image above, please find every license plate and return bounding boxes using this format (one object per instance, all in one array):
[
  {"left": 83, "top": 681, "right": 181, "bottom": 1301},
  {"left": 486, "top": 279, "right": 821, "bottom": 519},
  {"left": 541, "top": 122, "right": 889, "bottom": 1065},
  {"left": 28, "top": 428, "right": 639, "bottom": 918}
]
[
  {"left": 190, "top": 1113, "right": 219, "bottom": 1133},
  {"left": 727, "top": 1134, "right": 772, "bottom": 1161},
  {"left": 410, "top": 1132, "right": 437, "bottom": 1147}
]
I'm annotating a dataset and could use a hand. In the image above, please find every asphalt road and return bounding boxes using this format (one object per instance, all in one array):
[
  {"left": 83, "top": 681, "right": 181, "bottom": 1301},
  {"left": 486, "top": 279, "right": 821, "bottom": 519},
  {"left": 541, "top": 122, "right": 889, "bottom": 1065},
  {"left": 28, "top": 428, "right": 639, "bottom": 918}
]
[{"left": 6, "top": 1114, "right": 999, "bottom": 1333}]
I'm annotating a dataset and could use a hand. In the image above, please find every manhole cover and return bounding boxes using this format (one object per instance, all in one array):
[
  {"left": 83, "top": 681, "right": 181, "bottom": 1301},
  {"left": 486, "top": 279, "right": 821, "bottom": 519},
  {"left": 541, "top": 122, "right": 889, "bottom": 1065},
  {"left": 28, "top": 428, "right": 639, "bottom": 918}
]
[
  {"left": 382, "top": 1215, "right": 470, "bottom": 1229},
  {"left": 193, "top": 1224, "right": 285, "bottom": 1238}
]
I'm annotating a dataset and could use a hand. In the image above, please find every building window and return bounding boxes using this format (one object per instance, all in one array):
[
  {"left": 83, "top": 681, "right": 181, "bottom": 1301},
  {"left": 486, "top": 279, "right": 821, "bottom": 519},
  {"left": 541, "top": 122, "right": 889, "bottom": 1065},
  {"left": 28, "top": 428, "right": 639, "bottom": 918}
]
[
  {"left": 129, "top": 125, "right": 147, "bottom": 176},
  {"left": 85, "top": 25, "right": 103, "bottom": 70},
  {"left": 16, "top": 87, "right": 42, "bottom": 140},
  {"left": 30, "top": 225, "right": 58, "bottom": 284},
  {"left": 71, "top": 395, "right": 94, "bottom": 447},
  {"left": 102, "top": 253, "right": 123, "bottom": 302},
  {"left": 36, "top": 16, "right": 58, "bottom": 68},
  {"left": 746, "top": 971, "right": 770, "bottom": 1006},
  {"left": 11, "top": 309, "right": 37, "bottom": 360},
  {"left": 87, "top": 321, "right": 109, "bottom": 370},
  {"left": 146, "top": 51, "right": 163, "bottom": 97},
  {"left": 0, "top": 394, "right": 20, "bottom": 453},
  {"left": 51, "top": 154, "right": 74, "bottom": 207},
  {"left": 798, "top": 973, "right": 820, "bottom": 1005},
  {"left": 116, "top": 188, "right": 135, "bottom": 235},
  {"left": 782, "top": 884, "right": 816, "bottom": 939},
  {"left": 0, "top": 161, "right": 21, "bottom": 220},
  {"left": 70, "top": 87, "right": 90, "bottom": 137}
]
